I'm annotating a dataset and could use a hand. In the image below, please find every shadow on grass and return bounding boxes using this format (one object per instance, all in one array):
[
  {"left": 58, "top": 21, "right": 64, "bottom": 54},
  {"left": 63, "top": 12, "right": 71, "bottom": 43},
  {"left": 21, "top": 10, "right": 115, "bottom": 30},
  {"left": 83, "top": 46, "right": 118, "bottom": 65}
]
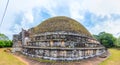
[{"left": 111, "top": 47, "right": 120, "bottom": 50}]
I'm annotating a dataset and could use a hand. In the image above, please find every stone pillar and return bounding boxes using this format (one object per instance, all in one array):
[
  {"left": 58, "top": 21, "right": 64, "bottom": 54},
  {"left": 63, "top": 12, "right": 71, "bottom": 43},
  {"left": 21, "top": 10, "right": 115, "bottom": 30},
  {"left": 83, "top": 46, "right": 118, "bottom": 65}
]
[
  {"left": 50, "top": 40, "right": 53, "bottom": 47},
  {"left": 96, "top": 49, "right": 99, "bottom": 55},
  {"left": 22, "top": 29, "right": 25, "bottom": 46},
  {"left": 61, "top": 40, "right": 65, "bottom": 47}
]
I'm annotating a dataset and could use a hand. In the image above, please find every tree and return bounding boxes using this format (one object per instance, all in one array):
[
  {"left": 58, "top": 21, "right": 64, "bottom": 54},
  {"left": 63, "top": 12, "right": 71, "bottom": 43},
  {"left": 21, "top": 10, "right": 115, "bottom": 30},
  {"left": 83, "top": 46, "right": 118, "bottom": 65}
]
[
  {"left": 0, "top": 33, "right": 13, "bottom": 47},
  {"left": 99, "top": 32, "right": 116, "bottom": 48},
  {"left": 0, "top": 40, "right": 5, "bottom": 47},
  {"left": 8, "top": 40, "right": 13, "bottom": 47},
  {"left": 0, "top": 33, "right": 9, "bottom": 40},
  {"left": 93, "top": 35, "right": 100, "bottom": 41},
  {"left": 116, "top": 36, "right": 120, "bottom": 47},
  {"left": 93, "top": 32, "right": 117, "bottom": 48}
]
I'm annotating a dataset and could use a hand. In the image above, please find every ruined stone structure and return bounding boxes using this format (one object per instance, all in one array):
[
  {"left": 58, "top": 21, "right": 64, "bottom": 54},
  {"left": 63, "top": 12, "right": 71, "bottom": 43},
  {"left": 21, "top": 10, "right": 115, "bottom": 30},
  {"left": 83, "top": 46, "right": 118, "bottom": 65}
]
[{"left": 13, "top": 16, "right": 105, "bottom": 60}]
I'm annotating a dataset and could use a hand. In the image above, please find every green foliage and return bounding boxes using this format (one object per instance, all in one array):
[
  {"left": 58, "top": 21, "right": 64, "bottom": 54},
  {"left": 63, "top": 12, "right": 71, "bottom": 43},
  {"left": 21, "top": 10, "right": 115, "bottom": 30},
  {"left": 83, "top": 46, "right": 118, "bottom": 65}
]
[
  {"left": 99, "top": 32, "right": 116, "bottom": 48},
  {"left": 32, "top": 16, "right": 92, "bottom": 37},
  {"left": 93, "top": 32, "right": 117, "bottom": 48},
  {"left": 0, "top": 33, "right": 9, "bottom": 40},
  {"left": 0, "top": 33, "right": 13, "bottom": 47},
  {"left": 115, "top": 36, "right": 120, "bottom": 47},
  {"left": 0, "top": 41, "right": 5, "bottom": 47},
  {"left": 93, "top": 35, "right": 100, "bottom": 41},
  {"left": 0, "top": 40, "right": 13, "bottom": 48}
]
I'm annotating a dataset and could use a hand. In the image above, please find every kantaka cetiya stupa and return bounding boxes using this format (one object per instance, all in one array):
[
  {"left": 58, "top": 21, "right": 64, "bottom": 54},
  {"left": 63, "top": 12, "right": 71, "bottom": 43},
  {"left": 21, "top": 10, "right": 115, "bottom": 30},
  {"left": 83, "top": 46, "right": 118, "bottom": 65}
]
[{"left": 12, "top": 16, "right": 105, "bottom": 61}]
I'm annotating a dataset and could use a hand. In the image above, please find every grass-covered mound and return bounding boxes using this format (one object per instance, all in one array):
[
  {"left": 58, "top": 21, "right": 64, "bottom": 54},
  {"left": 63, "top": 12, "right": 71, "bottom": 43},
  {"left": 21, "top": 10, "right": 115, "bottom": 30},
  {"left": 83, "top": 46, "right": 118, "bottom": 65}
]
[{"left": 32, "top": 16, "right": 92, "bottom": 37}]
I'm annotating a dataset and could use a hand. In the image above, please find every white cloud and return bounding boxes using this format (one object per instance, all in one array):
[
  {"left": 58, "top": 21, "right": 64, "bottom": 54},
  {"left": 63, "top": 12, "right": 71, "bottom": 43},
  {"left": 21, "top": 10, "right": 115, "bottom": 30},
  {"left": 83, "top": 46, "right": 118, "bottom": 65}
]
[
  {"left": 13, "top": 24, "right": 21, "bottom": 33},
  {"left": 24, "top": 11, "right": 34, "bottom": 23},
  {"left": 90, "top": 19, "right": 120, "bottom": 37},
  {"left": 81, "top": 0, "right": 120, "bottom": 16},
  {"left": 69, "top": 1, "right": 84, "bottom": 20},
  {"left": 1, "top": 0, "right": 120, "bottom": 39}
]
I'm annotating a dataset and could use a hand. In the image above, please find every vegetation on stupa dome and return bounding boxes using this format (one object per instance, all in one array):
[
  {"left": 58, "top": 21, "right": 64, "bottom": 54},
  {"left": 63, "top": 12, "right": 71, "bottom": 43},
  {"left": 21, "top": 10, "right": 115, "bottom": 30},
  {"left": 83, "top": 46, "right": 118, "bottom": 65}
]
[{"left": 32, "top": 16, "right": 92, "bottom": 37}]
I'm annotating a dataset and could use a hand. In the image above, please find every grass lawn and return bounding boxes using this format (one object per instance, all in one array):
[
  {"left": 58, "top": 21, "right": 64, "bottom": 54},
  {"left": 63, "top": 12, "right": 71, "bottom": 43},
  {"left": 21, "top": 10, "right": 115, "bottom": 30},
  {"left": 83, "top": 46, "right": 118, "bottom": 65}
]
[
  {"left": 0, "top": 48, "right": 26, "bottom": 65},
  {"left": 99, "top": 48, "right": 120, "bottom": 65},
  {"left": 0, "top": 48, "right": 120, "bottom": 65}
]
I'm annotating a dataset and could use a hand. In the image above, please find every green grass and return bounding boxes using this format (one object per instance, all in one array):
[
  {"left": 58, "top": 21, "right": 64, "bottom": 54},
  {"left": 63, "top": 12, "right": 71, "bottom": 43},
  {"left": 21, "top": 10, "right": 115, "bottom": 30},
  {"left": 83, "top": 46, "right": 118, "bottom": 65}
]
[
  {"left": 99, "top": 48, "right": 120, "bottom": 65},
  {"left": 0, "top": 48, "right": 26, "bottom": 65},
  {"left": 1, "top": 48, "right": 120, "bottom": 65}
]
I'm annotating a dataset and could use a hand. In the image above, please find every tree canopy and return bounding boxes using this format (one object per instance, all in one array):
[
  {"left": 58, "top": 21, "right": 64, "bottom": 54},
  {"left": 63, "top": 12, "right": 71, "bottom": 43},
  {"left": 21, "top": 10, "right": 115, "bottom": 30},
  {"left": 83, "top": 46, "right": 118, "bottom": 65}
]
[
  {"left": 0, "top": 33, "right": 9, "bottom": 40},
  {"left": 93, "top": 32, "right": 117, "bottom": 48},
  {"left": 0, "top": 33, "right": 13, "bottom": 48},
  {"left": 115, "top": 36, "right": 120, "bottom": 47}
]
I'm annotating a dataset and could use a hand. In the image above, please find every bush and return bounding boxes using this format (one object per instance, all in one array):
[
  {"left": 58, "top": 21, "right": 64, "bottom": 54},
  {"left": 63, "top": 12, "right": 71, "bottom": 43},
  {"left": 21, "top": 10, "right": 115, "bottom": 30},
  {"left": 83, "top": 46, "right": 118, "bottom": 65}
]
[{"left": 0, "top": 40, "right": 13, "bottom": 48}]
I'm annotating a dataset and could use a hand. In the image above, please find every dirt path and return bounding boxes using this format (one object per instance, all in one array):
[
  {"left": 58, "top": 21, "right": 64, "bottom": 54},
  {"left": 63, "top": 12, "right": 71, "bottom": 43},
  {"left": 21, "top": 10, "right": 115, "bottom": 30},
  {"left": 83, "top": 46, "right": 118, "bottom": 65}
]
[
  {"left": 14, "top": 55, "right": 29, "bottom": 65},
  {"left": 13, "top": 54, "right": 108, "bottom": 65},
  {"left": 12, "top": 50, "right": 109, "bottom": 65}
]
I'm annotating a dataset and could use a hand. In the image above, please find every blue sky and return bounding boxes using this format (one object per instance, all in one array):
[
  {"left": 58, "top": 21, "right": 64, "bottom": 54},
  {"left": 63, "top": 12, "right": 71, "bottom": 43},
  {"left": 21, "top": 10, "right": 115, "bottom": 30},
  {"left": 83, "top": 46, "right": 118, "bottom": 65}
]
[{"left": 0, "top": 0, "right": 120, "bottom": 40}]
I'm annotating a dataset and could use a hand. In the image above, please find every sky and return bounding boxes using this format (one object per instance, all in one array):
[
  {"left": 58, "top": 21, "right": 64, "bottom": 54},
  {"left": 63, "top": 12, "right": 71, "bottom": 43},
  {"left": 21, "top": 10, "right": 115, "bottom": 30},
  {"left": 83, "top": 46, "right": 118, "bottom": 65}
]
[{"left": 0, "top": 0, "right": 120, "bottom": 40}]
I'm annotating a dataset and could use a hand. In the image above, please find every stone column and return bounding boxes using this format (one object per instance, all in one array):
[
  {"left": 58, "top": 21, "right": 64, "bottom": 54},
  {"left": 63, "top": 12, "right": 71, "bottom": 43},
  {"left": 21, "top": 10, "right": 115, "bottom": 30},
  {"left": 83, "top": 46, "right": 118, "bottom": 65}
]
[
  {"left": 50, "top": 40, "right": 53, "bottom": 47},
  {"left": 61, "top": 40, "right": 65, "bottom": 47}
]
